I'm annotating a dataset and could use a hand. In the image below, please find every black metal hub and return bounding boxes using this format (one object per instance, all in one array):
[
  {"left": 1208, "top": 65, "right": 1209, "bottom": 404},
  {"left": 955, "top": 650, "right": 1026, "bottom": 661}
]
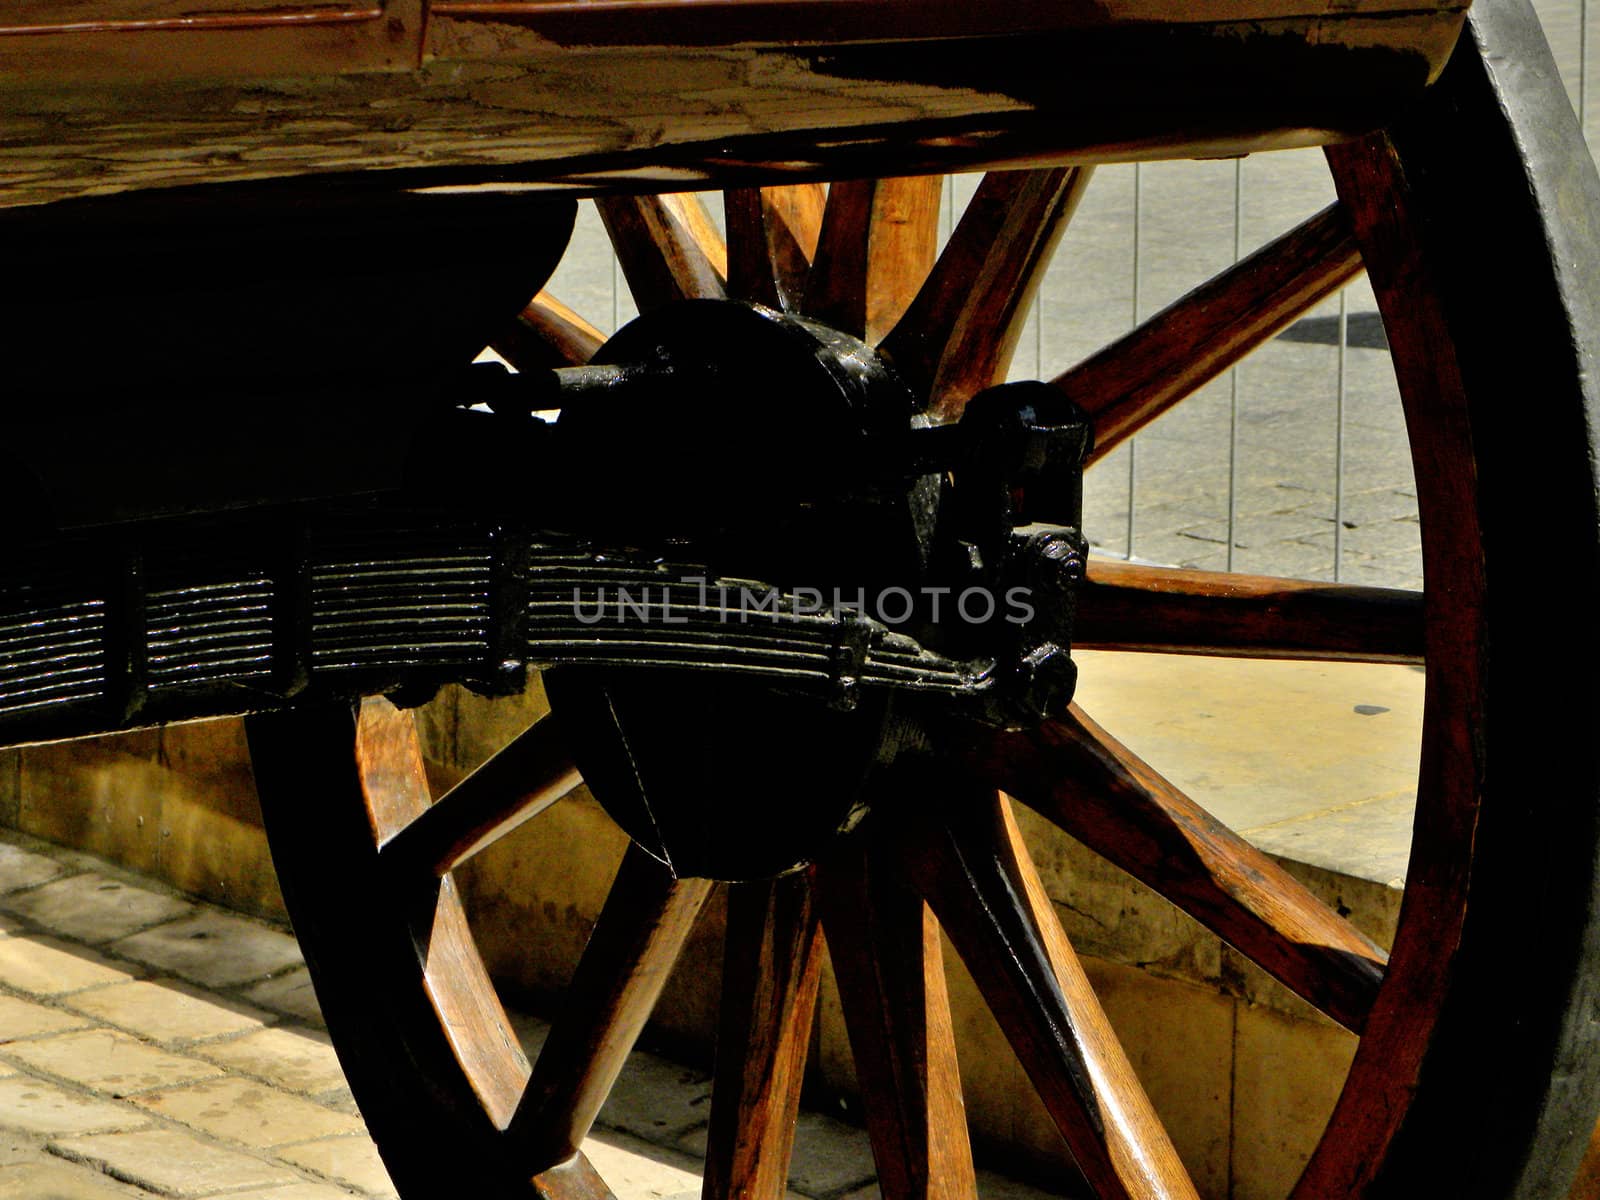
[{"left": 542, "top": 301, "right": 1093, "bottom": 880}]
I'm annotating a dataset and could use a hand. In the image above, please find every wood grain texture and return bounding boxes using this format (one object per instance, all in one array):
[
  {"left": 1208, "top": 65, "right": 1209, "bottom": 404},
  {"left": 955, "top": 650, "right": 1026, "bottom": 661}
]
[
  {"left": 2, "top": 0, "right": 366, "bottom": 25},
  {"left": 428, "top": 0, "right": 1462, "bottom": 30},
  {"left": 814, "top": 835, "right": 975, "bottom": 1200},
  {"left": 1074, "top": 558, "right": 1424, "bottom": 664},
  {"left": 880, "top": 167, "right": 1092, "bottom": 418},
  {"left": 597, "top": 194, "right": 728, "bottom": 311},
  {"left": 493, "top": 291, "right": 606, "bottom": 371},
  {"left": 702, "top": 874, "right": 824, "bottom": 1200},
  {"left": 724, "top": 184, "right": 826, "bottom": 311},
  {"left": 247, "top": 698, "right": 544, "bottom": 1192},
  {"left": 354, "top": 698, "right": 532, "bottom": 1128},
  {"left": 1054, "top": 203, "right": 1363, "bottom": 465},
  {"left": 0, "top": 13, "right": 1463, "bottom": 210},
  {"left": 898, "top": 791, "right": 1199, "bottom": 1200},
  {"left": 534, "top": 1150, "right": 621, "bottom": 1200},
  {"left": 513, "top": 844, "right": 712, "bottom": 1170},
  {"left": 805, "top": 178, "right": 943, "bottom": 343},
  {"left": 380, "top": 710, "right": 582, "bottom": 879},
  {"left": 1288, "top": 121, "right": 1488, "bottom": 1200},
  {"left": 972, "top": 705, "right": 1388, "bottom": 1033}
]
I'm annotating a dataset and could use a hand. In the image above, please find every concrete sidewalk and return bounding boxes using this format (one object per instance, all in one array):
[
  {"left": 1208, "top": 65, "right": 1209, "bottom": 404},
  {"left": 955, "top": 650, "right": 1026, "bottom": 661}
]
[{"left": 0, "top": 831, "right": 1062, "bottom": 1200}]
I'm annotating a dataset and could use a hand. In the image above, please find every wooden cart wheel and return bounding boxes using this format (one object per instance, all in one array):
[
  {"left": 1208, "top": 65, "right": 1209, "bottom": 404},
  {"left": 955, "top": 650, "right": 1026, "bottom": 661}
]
[{"left": 245, "top": 1, "right": 1600, "bottom": 1196}]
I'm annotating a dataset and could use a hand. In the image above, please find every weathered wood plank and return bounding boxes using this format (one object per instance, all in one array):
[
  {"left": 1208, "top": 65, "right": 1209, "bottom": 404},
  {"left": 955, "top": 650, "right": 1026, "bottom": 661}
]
[{"left": 0, "top": 12, "right": 1463, "bottom": 211}]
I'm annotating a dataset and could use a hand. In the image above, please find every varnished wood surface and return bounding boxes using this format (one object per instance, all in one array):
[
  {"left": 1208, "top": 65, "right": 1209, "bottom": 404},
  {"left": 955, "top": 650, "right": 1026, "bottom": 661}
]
[
  {"left": 0, "top": 12, "right": 1463, "bottom": 210},
  {"left": 493, "top": 292, "right": 606, "bottom": 372},
  {"left": 1075, "top": 558, "right": 1425, "bottom": 664},
  {"left": 815, "top": 836, "right": 975, "bottom": 1200},
  {"left": 805, "top": 178, "right": 942, "bottom": 344},
  {"left": 2, "top": 0, "right": 369, "bottom": 28},
  {"left": 1056, "top": 203, "right": 1363, "bottom": 465},
  {"left": 249, "top": 698, "right": 538, "bottom": 1156},
  {"left": 596, "top": 195, "right": 728, "bottom": 310},
  {"left": 1288, "top": 124, "right": 1488, "bottom": 1199},
  {"left": 899, "top": 792, "right": 1199, "bottom": 1199},
  {"left": 427, "top": 0, "right": 1463, "bottom": 33},
  {"left": 350, "top": 700, "right": 534, "bottom": 1127},
  {"left": 724, "top": 185, "right": 826, "bottom": 312},
  {"left": 971, "top": 705, "right": 1388, "bottom": 1033},
  {"left": 702, "top": 874, "right": 824, "bottom": 1200},
  {"left": 380, "top": 711, "right": 582, "bottom": 879},
  {"left": 513, "top": 844, "right": 712, "bottom": 1171},
  {"left": 881, "top": 167, "right": 1092, "bottom": 420},
  {"left": 533, "top": 1151, "right": 621, "bottom": 1200}
]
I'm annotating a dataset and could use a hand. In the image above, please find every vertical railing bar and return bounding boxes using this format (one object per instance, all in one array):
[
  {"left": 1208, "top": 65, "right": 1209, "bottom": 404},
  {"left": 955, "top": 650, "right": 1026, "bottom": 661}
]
[
  {"left": 1582, "top": 0, "right": 1590, "bottom": 145},
  {"left": 1126, "top": 163, "right": 1142, "bottom": 560},
  {"left": 1032, "top": 256, "right": 1044, "bottom": 382},
  {"left": 1334, "top": 288, "right": 1349, "bottom": 582},
  {"left": 1225, "top": 159, "right": 1243, "bottom": 573},
  {"left": 610, "top": 243, "right": 621, "bottom": 334}
]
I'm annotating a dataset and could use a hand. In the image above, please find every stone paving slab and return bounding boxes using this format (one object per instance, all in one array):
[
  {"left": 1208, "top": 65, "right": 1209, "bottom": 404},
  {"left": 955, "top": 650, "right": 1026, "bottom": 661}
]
[
  {"left": 275, "top": 1135, "right": 396, "bottom": 1198},
  {"left": 131, "top": 1078, "right": 363, "bottom": 1149},
  {"left": 51, "top": 1128, "right": 300, "bottom": 1197},
  {"left": 241, "top": 971, "right": 324, "bottom": 1030},
  {"left": 108, "top": 913, "right": 302, "bottom": 991},
  {"left": 0, "top": 1159, "right": 146, "bottom": 1198},
  {"left": 1, "top": 1030, "right": 222, "bottom": 1097},
  {"left": 0, "top": 846, "right": 66, "bottom": 897},
  {"left": 1, "top": 875, "right": 193, "bottom": 948},
  {"left": 195, "top": 1028, "right": 346, "bottom": 1098},
  {"left": 0, "top": 995, "right": 92, "bottom": 1042},
  {"left": 0, "top": 937, "right": 137, "bottom": 1000},
  {"left": 0, "top": 1078, "right": 144, "bottom": 1139},
  {"left": 63, "top": 980, "right": 271, "bottom": 1047}
]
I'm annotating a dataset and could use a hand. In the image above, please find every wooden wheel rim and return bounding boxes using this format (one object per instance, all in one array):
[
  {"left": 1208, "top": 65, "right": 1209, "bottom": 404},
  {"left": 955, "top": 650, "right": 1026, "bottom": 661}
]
[{"left": 246, "top": 2, "right": 1600, "bottom": 1197}]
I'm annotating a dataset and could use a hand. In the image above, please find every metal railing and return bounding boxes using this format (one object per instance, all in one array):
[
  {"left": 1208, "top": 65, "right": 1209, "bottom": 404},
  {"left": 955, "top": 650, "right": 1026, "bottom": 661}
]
[{"left": 541, "top": 0, "right": 1594, "bottom": 593}]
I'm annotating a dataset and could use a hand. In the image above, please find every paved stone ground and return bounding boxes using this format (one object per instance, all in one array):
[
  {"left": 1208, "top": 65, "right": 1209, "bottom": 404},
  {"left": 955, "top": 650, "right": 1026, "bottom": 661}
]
[{"left": 0, "top": 830, "right": 1061, "bottom": 1200}]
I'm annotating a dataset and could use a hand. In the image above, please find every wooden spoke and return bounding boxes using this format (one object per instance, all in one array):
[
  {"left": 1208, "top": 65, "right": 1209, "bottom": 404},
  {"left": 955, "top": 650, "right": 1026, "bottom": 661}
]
[
  {"left": 879, "top": 167, "right": 1094, "bottom": 420},
  {"left": 1075, "top": 558, "right": 1424, "bottom": 664},
  {"left": 897, "top": 790, "right": 1199, "bottom": 1200},
  {"left": 1052, "top": 203, "right": 1362, "bottom": 466},
  {"left": 724, "top": 184, "right": 826, "bottom": 311},
  {"left": 512, "top": 844, "right": 713, "bottom": 1171},
  {"left": 814, "top": 834, "right": 975, "bottom": 1200},
  {"left": 346, "top": 699, "right": 533, "bottom": 1126},
  {"left": 492, "top": 291, "right": 606, "bottom": 371},
  {"left": 702, "top": 873, "right": 824, "bottom": 1200},
  {"left": 534, "top": 1152, "right": 621, "bottom": 1200},
  {"left": 596, "top": 193, "right": 728, "bottom": 310},
  {"left": 968, "top": 705, "right": 1388, "bottom": 1033},
  {"left": 380, "top": 712, "right": 583, "bottom": 881},
  {"left": 803, "top": 177, "right": 942, "bottom": 343},
  {"left": 419, "top": 871, "right": 535, "bottom": 1128}
]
